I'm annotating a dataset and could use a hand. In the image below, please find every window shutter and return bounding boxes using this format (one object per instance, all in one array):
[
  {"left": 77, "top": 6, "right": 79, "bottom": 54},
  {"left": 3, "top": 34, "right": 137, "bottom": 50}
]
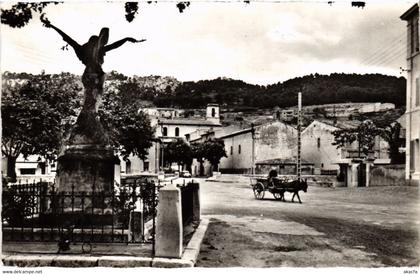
[{"left": 416, "top": 78, "right": 420, "bottom": 106}]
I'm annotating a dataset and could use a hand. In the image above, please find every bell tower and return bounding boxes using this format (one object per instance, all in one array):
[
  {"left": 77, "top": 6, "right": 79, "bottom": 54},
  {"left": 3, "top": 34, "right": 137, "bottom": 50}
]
[{"left": 206, "top": 104, "right": 220, "bottom": 123}]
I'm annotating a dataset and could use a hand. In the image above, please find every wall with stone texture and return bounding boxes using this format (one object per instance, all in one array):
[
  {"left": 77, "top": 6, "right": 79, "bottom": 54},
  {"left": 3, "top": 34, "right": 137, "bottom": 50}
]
[
  {"left": 255, "top": 122, "right": 297, "bottom": 162},
  {"left": 220, "top": 131, "right": 253, "bottom": 170},
  {"left": 370, "top": 164, "right": 407, "bottom": 186},
  {"left": 302, "top": 121, "right": 341, "bottom": 171},
  {"left": 219, "top": 121, "right": 297, "bottom": 173}
]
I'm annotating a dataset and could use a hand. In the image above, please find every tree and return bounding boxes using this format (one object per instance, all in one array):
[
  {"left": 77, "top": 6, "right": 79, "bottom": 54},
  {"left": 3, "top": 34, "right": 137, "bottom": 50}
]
[
  {"left": 333, "top": 119, "right": 404, "bottom": 163},
  {"left": 379, "top": 122, "right": 405, "bottom": 164},
  {"left": 201, "top": 139, "right": 227, "bottom": 171},
  {"left": 2, "top": 72, "right": 156, "bottom": 180},
  {"left": 1, "top": 73, "right": 81, "bottom": 181},
  {"left": 191, "top": 142, "right": 206, "bottom": 176},
  {"left": 164, "top": 139, "right": 193, "bottom": 171},
  {"left": 1, "top": 2, "right": 190, "bottom": 28},
  {"left": 99, "top": 88, "right": 154, "bottom": 161},
  {"left": 332, "top": 120, "right": 379, "bottom": 158}
]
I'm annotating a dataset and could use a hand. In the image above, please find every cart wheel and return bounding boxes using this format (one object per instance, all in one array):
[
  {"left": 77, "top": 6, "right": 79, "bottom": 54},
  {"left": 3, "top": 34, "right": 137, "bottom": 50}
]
[
  {"left": 253, "top": 182, "right": 265, "bottom": 200},
  {"left": 273, "top": 192, "right": 283, "bottom": 200}
]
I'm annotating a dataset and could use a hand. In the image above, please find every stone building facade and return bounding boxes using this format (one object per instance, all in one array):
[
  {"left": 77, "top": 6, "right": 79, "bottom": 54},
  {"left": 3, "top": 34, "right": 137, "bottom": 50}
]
[
  {"left": 218, "top": 121, "right": 298, "bottom": 174},
  {"left": 123, "top": 104, "right": 221, "bottom": 175},
  {"left": 401, "top": 4, "right": 420, "bottom": 184}
]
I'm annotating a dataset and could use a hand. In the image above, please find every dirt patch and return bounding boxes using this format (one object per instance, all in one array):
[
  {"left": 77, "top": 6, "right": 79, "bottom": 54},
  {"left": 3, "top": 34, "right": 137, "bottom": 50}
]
[
  {"left": 273, "top": 245, "right": 302, "bottom": 252},
  {"left": 283, "top": 214, "right": 420, "bottom": 267},
  {"left": 196, "top": 217, "right": 386, "bottom": 267},
  {"left": 183, "top": 220, "right": 200, "bottom": 248}
]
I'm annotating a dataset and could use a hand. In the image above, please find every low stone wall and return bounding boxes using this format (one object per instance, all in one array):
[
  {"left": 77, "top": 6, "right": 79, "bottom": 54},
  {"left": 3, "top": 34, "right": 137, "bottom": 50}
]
[
  {"left": 219, "top": 168, "right": 251, "bottom": 174},
  {"left": 370, "top": 164, "right": 406, "bottom": 186},
  {"left": 255, "top": 165, "right": 314, "bottom": 175},
  {"left": 307, "top": 175, "right": 340, "bottom": 187}
]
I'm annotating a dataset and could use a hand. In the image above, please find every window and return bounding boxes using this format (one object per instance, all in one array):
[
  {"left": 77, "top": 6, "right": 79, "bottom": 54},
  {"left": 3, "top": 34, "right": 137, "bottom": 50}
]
[
  {"left": 410, "top": 140, "right": 415, "bottom": 171},
  {"left": 230, "top": 146, "right": 233, "bottom": 155},
  {"left": 175, "top": 127, "right": 180, "bottom": 137},
  {"left": 143, "top": 161, "right": 149, "bottom": 171},
  {"left": 417, "top": 140, "right": 420, "bottom": 172},
  {"left": 20, "top": 168, "right": 36, "bottom": 175},
  {"left": 411, "top": 16, "right": 419, "bottom": 54},
  {"left": 416, "top": 78, "right": 420, "bottom": 106},
  {"left": 39, "top": 162, "right": 46, "bottom": 174},
  {"left": 317, "top": 137, "right": 321, "bottom": 148},
  {"left": 211, "top": 108, "right": 216, "bottom": 117},
  {"left": 162, "top": 127, "right": 168, "bottom": 137},
  {"left": 238, "top": 145, "right": 241, "bottom": 154},
  {"left": 126, "top": 161, "right": 131, "bottom": 174},
  {"left": 185, "top": 134, "right": 190, "bottom": 141}
]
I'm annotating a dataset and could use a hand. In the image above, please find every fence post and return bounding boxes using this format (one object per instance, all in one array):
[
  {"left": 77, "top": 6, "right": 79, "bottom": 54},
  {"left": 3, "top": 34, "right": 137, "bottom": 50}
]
[
  {"left": 128, "top": 196, "right": 144, "bottom": 242},
  {"left": 365, "top": 160, "right": 374, "bottom": 187},
  {"left": 128, "top": 211, "right": 143, "bottom": 242},
  {"left": 155, "top": 184, "right": 182, "bottom": 258},
  {"left": 350, "top": 162, "right": 359, "bottom": 187},
  {"left": 192, "top": 182, "right": 200, "bottom": 222}
]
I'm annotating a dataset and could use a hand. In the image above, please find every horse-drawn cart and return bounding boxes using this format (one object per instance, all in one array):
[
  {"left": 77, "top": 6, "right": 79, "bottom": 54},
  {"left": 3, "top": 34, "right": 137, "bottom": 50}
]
[{"left": 250, "top": 176, "right": 308, "bottom": 203}]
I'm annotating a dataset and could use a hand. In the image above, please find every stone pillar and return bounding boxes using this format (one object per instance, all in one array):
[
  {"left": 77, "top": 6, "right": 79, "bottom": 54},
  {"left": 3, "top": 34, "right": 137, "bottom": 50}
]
[
  {"left": 350, "top": 163, "right": 359, "bottom": 188},
  {"left": 155, "top": 184, "right": 183, "bottom": 258},
  {"left": 192, "top": 182, "right": 200, "bottom": 222},
  {"left": 366, "top": 162, "right": 372, "bottom": 187},
  {"left": 128, "top": 211, "right": 144, "bottom": 242}
]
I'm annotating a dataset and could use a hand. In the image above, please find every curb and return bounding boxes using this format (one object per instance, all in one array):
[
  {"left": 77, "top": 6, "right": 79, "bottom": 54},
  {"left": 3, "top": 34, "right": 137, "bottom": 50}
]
[
  {"left": 181, "top": 218, "right": 209, "bottom": 265},
  {"left": 151, "top": 218, "right": 210, "bottom": 267},
  {"left": 2, "top": 218, "right": 210, "bottom": 268}
]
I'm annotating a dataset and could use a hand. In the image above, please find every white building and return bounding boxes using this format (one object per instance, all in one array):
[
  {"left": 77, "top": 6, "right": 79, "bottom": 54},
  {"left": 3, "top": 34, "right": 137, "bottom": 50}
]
[
  {"left": 301, "top": 120, "right": 343, "bottom": 173},
  {"left": 401, "top": 4, "right": 420, "bottom": 184},
  {"left": 302, "top": 120, "right": 390, "bottom": 176},
  {"left": 218, "top": 121, "right": 298, "bottom": 174},
  {"left": 123, "top": 104, "right": 222, "bottom": 174},
  {"left": 278, "top": 102, "right": 396, "bottom": 121},
  {"left": 1, "top": 154, "right": 56, "bottom": 183}
]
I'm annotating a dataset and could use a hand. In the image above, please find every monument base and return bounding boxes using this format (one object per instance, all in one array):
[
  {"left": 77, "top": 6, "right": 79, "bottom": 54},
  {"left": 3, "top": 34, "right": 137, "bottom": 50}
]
[
  {"left": 57, "top": 145, "right": 119, "bottom": 194},
  {"left": 55, "top": 145, "right": 120, "bottom": 227}
]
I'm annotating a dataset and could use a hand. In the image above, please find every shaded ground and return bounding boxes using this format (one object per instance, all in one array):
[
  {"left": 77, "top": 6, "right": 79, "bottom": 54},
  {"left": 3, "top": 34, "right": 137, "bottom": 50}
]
[
  {"left": 2, "top": 242, "right": 153, "bottom": 257},
  {"left": 196, "top": 175, "right": 419, "bottom": 267}
]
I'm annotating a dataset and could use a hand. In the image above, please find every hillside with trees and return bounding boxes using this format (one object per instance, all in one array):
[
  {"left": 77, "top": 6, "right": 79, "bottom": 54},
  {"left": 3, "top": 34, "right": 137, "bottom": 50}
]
[
  {"left": 155, "top": 73, "right": 406, "bottom": 109},
  {"left": 3, "top": 72, "right": 406, "bottom": 111}
]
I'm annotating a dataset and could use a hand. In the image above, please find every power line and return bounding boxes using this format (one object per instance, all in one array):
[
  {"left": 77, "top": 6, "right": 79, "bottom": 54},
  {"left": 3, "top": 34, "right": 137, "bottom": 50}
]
[
  {"left": 363, "top": 43, "right": 405, "bottom": 66},
  {"left": 364, "top": 46, "right": 405, "bottom": 67},
  {"left": 362, "top": 43, "right": 404, "bottom": 66},
  {"left": 366, "top": 45, "right": 405, "bottom": 67},
  {"left": 361, "top": 32, "right": 405, "bottom": 65}
]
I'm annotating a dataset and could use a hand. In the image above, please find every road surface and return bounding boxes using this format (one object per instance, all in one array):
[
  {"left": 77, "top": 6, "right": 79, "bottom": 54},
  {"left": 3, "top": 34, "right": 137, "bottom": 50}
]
[{"left": 195, "top": 175, "right": 419, "bottom": 267}]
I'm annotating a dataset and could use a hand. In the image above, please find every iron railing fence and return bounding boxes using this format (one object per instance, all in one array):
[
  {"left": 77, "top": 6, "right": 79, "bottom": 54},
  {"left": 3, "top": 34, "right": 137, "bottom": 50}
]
[{"left": 2, "top": 178, "right": 160, "bottom": 248}]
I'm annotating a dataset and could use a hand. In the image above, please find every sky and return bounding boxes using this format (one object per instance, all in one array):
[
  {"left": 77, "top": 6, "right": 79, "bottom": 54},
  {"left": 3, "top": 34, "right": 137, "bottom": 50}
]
[{"left": 0, "top": 0, "right": 417, "bottom": 85}]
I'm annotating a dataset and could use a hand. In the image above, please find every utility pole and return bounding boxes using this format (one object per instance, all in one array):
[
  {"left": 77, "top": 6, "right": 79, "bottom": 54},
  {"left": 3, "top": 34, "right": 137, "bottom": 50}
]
[
  {"left": 158, "top": 119, "right": 164, "bottom": 171},
  {"left": 155, "top": 139, "right": 159, "bottom": 173},
  {"left": 251, "top": 123, "right": 255, "bottom": 176},
  {"left": 297, "top": 91, "right": 302, "bottom": 181},
  {"left": 161, "top": 144, "right": 164, "bottom": 170}
]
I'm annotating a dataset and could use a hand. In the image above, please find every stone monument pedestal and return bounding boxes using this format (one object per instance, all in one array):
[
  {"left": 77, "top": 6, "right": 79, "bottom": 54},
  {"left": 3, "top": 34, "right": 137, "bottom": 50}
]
[
  {"left": 48, "top": 144, "right": 120, "bottom": 227},
  {"left": 57, "top": 145, "right": 119, "bottom": 194}
]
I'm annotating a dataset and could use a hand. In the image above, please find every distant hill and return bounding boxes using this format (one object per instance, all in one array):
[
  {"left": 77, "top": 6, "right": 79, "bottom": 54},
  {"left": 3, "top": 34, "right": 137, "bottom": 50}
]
[
  {"left": 2, "top": 71, "right": 406, "bottom": 110},
  {"left": 153, "top": 73, "right": 406, "bottom": 109}
]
